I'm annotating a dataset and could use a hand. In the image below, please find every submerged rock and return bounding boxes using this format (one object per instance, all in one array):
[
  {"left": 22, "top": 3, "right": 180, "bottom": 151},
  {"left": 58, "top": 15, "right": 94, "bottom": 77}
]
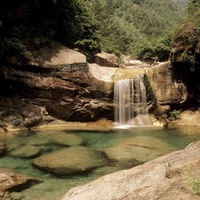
[
  {"left": 102, "top": 136, "right": 176, "bottom": 168},
  {"left": 33, "top": 146, "right": 105, "bottom": 175},
  {"left": 51, "top": 133, "right": 84, "bottom": 146},
  {"left": 9, "top": 145, "right": 40, "bottom": 158},
  {"left": 61, "top": 140, "right": 200, "bottom": 200}
]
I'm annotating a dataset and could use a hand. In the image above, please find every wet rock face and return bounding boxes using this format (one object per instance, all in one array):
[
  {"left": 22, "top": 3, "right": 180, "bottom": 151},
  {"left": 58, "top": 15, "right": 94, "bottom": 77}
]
[{"left": 1, "top": 63, "right": 113, "bottom": 122}]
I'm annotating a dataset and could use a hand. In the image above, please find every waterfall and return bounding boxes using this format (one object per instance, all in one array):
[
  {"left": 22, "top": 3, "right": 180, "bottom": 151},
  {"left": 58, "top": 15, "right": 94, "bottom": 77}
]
[{"left": 114, "top": 76, "right": 152, "bottom": 127}]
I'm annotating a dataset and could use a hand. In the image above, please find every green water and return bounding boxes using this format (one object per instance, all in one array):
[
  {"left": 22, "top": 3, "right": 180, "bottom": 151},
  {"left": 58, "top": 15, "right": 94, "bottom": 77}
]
[{"left": 0, "top": 127, "right": 200, "bottom": 200}]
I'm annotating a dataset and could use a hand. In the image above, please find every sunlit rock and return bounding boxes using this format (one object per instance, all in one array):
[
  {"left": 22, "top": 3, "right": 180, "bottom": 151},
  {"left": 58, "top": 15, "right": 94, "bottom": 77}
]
[
  {"left": 171, "top": 110, "right": 200, "bottom": 127},
  {"left": 0, "top": 168, "right": 41, "bottom": 192},
  {"left": 147, "top": 61, "right": 187, "bottom": 104},
  {"left": 30, "top": 44, "right": 86, "bottom": 66}
]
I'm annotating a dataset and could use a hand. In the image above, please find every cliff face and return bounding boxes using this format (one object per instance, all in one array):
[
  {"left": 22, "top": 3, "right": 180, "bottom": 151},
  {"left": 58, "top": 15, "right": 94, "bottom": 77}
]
[{"left": 0, "top": 44, "right": 114, "bottom": 131}]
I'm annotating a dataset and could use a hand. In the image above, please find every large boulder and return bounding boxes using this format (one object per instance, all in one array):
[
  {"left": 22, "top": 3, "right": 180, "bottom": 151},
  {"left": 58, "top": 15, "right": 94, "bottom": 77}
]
[
  {"left": 30, "top": 45, "right": 86, "bottom": 66},
  {"left": 94, "top": 52, "right": 120, "bottom": 67},
  {"left": 33, "top": 146, "right": 105, "bottom": 175},
  {"left": 61, "top": 140, "right": 200, "bottom": 200},
  {"left": 0, "top": 168, "right": 41, "bottom": 192}
]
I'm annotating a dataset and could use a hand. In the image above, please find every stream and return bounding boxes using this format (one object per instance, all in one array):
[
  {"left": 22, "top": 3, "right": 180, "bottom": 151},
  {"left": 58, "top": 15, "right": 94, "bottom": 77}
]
[{"left": 0, "top": 126, "right": 200, "bottom": 200}]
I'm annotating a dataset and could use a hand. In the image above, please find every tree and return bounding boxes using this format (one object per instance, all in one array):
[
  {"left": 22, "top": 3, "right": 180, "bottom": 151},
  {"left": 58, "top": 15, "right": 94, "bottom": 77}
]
[
  {"left": 0, "top": 0, "right": 100, "bottom": 62},
  {"left": 186, "top": 0, "right": 200, "bottom": 16}
]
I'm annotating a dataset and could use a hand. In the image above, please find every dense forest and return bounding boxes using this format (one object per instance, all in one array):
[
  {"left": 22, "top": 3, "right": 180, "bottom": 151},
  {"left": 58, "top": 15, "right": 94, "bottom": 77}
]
[
  {"left": 0, "top": 0, "right": 198, "bottom": 63},
  {"left": 85, "top": 0, "right": 187, "bottom": 61}
]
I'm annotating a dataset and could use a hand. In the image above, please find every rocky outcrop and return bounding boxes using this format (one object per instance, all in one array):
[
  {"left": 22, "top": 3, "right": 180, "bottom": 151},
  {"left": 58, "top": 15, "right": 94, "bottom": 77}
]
[
  {"left": 0, "top": 42, "right": 198, "bottom": 131},
  {"left": 147, "top": 61, "right": 187, "bottom": 105},
  {"left": 170, "top": 22, "right": 197, "bottom": 63},
  {"left": 169, "top": 22, "right": 200, "bottom": 103},
  {"left": 61, "top": 140, "right": 200, "bottom": 200},
  {"left": 112, "top": 61, "right": 188, "bottom": 113},
  {"left": 0, "top": 43, "right": 114, "bottom": 131}
]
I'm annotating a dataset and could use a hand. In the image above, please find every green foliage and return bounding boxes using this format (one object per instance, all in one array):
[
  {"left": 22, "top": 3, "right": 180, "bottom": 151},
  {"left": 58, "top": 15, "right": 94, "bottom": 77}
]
[
  {"left": 173, "top": 0, "right": 200, "bottom": 67},
  {"left": 169, "top": 109, "right": 182, "bottom": 120},
  {"left": 0, "top": 0, "right": 100, "bottom": 62},
  {"left": 0, "top": 0, "right": 188, "bottom": 62},
  {"left": 189, "top": 176, "right": 200, "bottom": 195},
  {"left": 86, "top": 0, "right": 186, "bottom": 61},
  {"left": 154, "top": 33, "right": 173, "bottom": 61},
  {"left": 3, "top": 38, "right": 32, "bottom": 59},
  {"left": 186, "top": 0, "right": 200, "bottom": 16},
  {"left": 133, "top": 0, "right": 146, "bottom": 5},
  {"left": 160, "top": 109, "right": 182, "bottom": 121}
]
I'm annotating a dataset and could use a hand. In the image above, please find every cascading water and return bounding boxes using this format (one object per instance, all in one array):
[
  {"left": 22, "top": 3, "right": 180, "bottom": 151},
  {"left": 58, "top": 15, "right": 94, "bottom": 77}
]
[{"left": 114, "top": 76, "right": 152, "bottom": 128}]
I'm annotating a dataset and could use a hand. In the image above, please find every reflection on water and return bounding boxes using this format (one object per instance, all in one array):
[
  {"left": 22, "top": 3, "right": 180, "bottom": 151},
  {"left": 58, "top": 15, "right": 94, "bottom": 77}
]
[{"left": 0, "top": 127, "right": 200, "bottom": 200}]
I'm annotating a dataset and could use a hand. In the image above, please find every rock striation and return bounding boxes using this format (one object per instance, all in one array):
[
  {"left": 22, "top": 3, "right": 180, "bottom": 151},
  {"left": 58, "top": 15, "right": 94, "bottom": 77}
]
[
  {"left": 0, "top": 42, "right": 199, "bottom": 131},
  {"left": 0, "top": 44, "right": 114, "bottom": 131}
]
